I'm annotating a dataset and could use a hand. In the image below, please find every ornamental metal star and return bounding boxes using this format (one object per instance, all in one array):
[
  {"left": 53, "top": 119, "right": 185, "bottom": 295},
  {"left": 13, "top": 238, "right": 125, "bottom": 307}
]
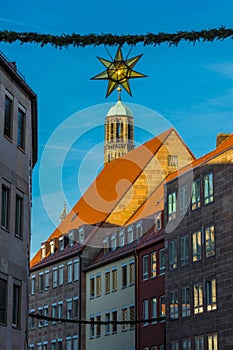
[{"left": 91, "top": 47, "right": 147, "bottom": 97}]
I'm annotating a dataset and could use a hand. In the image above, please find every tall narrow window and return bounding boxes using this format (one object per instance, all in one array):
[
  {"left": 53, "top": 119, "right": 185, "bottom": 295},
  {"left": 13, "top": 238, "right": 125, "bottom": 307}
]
[
  {"left": 122, "top": 265, "right": 127, "bottom": 288},
  {"left": 96, "top": 314, "right": 101, "bottom": 337},
  {"left": 170, "top": 341, "right": 179, "bottom": 350},
  {"left": 160, "top": 295, "right": 166, "bottom": 319},
  {"left": 169, "top": 290, "right": 178, "bottom": 319},
  {"left": 180, "top": 186, "right": 189, "bottom": 214},
  {"left": 168, "top": 192, "right": 176, "bottom": 220},
  {"left": 128, "top": 228, "right": 134, "bottom": 243},
  {"left": 204, "top": 173, "right": 214, "bottom": 205},
  {"left": 192, "top": 231, "right": 202, "bottom": 262},
  {"left": 58, "top": 302, "right": 63, "bottom": 321},
  {"left": 205, "top": 225, "right": 215, "bottom": 257},
  {"left": 151, "top": 297, "right": 157, "bottom": 324},
  {"left": 112, "top": 310, "right": 117, "bottom": 333},
  {"left": 143, "top": 255, "right": 148, "bottom": 280},
  {"left": 31, "top": 276, "right": 36, "bottom": 295},
  {"left": 151, "top": 252, "right": 157, "bottom": 277},
  {"left": 181, "top": 287, "right": 190, "bottom": 317},
  {"left": 194, "top": 336, "right": 204, "bottom": 350},
  {"left": 206, "top": 279, "right": 217, "bottom": 311},
  {"left": 129, "top": 305, "right": 135, "bottom": 330},
  {"left": 1, "top": 185, "right": 10, "bottom": 230},
  {"left": 17, "top": 107, "right": 26, "bottom": 150},
  {"left": 129, "top": 262, "right": 135, "bottom": 285},
  {"left": 67, "top": 262, "right": 73, "bottom": 283},
  {"left": 143, "top": 299, "right": 149, "bottom": 326},
  {"left": 182, "top": 339, "right": 191, "bottom": 350},
  {"left": 43, "top": 306, "right": 48, "bottom": 327},
  {"left": 90, "top": 276, "right": 95, "bottom": 298},
  {"left": 58, "top": 265, "right": 63, "bottom": 286},
  {"left": 74, "top": 260, "right": 79, "bottom": 281},
  {"left": 112, "top": 268, "right": 117, "bottom": 291},
  {"left": 38, "top": 308, "right": 43, "bottom": 328},
  {"left": 159, "top": 249, "right": 165, "bottom": 275},
  {"left": 122, "top": 308, "right": 127, "bottom": 332},
  {"left": 111, "top": 234, "right": 116, "bottom": 251},
  {"left": 39, "top": 273, "right": 44, "bottom": 292},
  {"left": 73, "top": 297, "right": 79, "bottom": 319},
  {"left": 90, "top": 315, "right": 95, "bottom": 338},
  {"left": 15, "top": 194, "right": 23, "bottom": 237},
  {"left": 169, "top": 240, "right": 177, "bottom": 270},
  {"left": 67, "top": 299, "right": 72, "bottom": 319},
  {"left": 207, "top": 333, "right": 218, "bottom": 350},
  {"left": 180, "top": 236, "right": 189, "bottom": 266},
  {"left": 52, "top": 268, "right": 58, "bottom": 288},
  {"left": 105, "top": 312, "right": 110, "bottom": 335},
  {"left": 51, "top": 304, "right": 57, "bottom": 324},
  {"left": 4, "top": 94, "right": 13, "bottom": 139},
  {"left": 105, "top": 270, "right": 110, "bottom": 293},
  {"left": 119, "top": 231, "right": 125, "bottom": 246},
  {"left": 194, "top": 283, "right": 203, "bottom": 314},
  {"left": 192, "top": 179, "right": 200, "bottom": 210},
  {"left": 44, "top": 270, "right": 49, "bottom": 290},
  {"left": 96, "top": 274, "right": 101, "bottom": 297},
  {"left": 0, "top": 277, "right": 8, "bottom": 325}
]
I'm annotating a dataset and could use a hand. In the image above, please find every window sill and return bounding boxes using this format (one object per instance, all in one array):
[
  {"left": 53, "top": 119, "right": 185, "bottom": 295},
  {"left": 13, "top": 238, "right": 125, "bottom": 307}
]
[
  {"left": 12, "top": 324, "right": 21, "bottom": 330},
  {"left": 1, "top": 226, "right": 10, "bottom": 233},
  {"left": 15, "top": 234, "right": 23, "bottom": 240},
  {"left": 17, "top": 145, "right": 26, "bottom": 154},
  {"left": 4, "top": 134, "right": 13, "bottom": 143}
]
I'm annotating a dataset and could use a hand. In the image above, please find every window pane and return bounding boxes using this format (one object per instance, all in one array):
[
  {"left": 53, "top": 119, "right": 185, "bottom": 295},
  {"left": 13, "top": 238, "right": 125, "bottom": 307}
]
[
  {"left": 0, "top": 278, "right": 8, "bottom": 324},
  {"left": 12, "top": 283, "right": 21, "bottom": 327},
  {"left": 192, "top": 231, "right": 202, "bottom": 262},
  {"left": 1, "top": 186, "right": 10, "bottom": 230},
  {"left": 15, "top": 195, "right": 23, "bottom": 237},
  {"left": 192, "top": 179, "right": 200, "bottom": 210},
  {"left": 205, "top": 225, "right": 215, "bottom": 257},
  {"left": 204, "top": 173, "right": 214, "bottom": 205},
  {"left": 4, "top": 95, "right": 13, "bottom": 139},
  {"left": 143, "top": 255, "right": 148, "bottom": 280},
  {"left": 17, "top": 108, "right": 26, "bottom": 150},
  {"left": 151, "top": 252, "right": 157, "bottom": 277}
]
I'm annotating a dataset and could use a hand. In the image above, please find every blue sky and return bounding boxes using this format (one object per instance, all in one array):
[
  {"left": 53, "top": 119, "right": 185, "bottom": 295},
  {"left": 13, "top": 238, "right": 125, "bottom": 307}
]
[{"left": 1, "top": 0, "right": 233, "bottom": 256}]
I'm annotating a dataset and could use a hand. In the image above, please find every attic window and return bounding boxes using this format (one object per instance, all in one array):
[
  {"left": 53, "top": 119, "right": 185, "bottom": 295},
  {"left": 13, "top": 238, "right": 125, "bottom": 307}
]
[
  {"left": 79, "top": 228, "right": 84, "bottom": 243},
  {"left": 103, "top": 239, "right": 109, "bottom": 254},
  {"left": 69, "top": 232, "right": 74, "bottom": 247},
  {"left": 119, "top": 230, "right": 125, "bottom": 247},
  {"left": 136, "top": 222, "right": 142, "bottom": 239},
  {"left": 59, "top": 237, "right": 64, "bottom": 251},
  {"left": 128, "top": 227, "right": 134, "bottom": 244},
  {"left": 50, "top": 240, "right": 55, "bottom": 254},
  {"left": 41, "top": 244, "right": 46, "bottom": 259},
  {"left": 168, "top": 155, "right": 178, "bottom": 167},
  {"left": 111, "top": 234, "right": 116, "bottom": 251},
  {"left": 155, "top": 214, "right": 161, "bottom": 231}
]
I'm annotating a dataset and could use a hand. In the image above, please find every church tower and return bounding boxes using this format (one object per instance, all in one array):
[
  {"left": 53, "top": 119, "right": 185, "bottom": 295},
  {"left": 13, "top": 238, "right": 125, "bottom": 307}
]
[{"left": 104, "top": 88, "right": 134, "bottom": 165}]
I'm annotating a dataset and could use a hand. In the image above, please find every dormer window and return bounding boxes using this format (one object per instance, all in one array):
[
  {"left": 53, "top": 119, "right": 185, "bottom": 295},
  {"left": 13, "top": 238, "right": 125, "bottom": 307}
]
[
  {"left": 111, "top": 234, "right": 116, "bottom": 251},
  {"left": 128, "top": 227, "right": 134, "bottom": 244},
  {"left": 103, "top": 238, "right": 109, "bottom": 254},
  {"left": 41, "top": 244, "right": 46, "bottom": 259},
  {"left": 155, "top": 213, "right": 162, "bottom": 231},
  {"left": 59, "top": 236, "right": 64, "bottom": 251},
  {"left": 136, "top": 222, "right": 142, "bottom": 239},
  {"left": 50, "top": 241, "right": 55, "bottom": 255},
  {"left": 69, "top": 232, "right": 74, "bottom": 247},
  {"left": 79, "top": 228, "right": 84, "bottom": 243},
  {"left": 119, "top": 230, "right": 125, "bottom": 247}
]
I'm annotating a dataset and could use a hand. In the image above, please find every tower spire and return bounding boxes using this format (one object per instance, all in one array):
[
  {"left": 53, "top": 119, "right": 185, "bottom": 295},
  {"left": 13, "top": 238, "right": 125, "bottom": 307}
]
[
  {"left": 117, "top": 87, "right": 122, "bottom": 101},
  {"left": 59, "top": 200, "right": 67, "bottom": 223}
]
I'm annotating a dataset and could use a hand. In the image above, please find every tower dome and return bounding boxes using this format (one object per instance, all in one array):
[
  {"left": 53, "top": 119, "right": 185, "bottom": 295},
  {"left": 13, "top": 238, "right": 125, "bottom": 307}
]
[{"left": 106, "top": 100, "right": 133, "bottom": 117}]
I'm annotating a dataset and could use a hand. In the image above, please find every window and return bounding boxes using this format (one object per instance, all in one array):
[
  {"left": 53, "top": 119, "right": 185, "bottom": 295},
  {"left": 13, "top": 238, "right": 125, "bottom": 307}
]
[
  {"left": 181, "top": 287, "right": 190, "bottom": 317},
  {"left": 4, "top": 94, "right": 13, "bottom": 139},
  {"left": 194, "top": 336, "right": 204, "bottom": 350},
  {"left": 39, "top": 273, "right": 44, "bottom": 292},
  {"left": 31, "top": 276, "right": 36, "bottom": 295},
  {"left": 96, "top": 314, "right": 101, "bottom": 337},
  {"left": 15, "top": 194, "right": 23, "bottom": 237},
  {"left": 168, "top": 155, "right": 178, "bottom": 167},
  {"left": 180, "top": 236, "right": 189, "bottom": 266},
  {"left": 204, "top": 173, "right": 214, "bottom": 205},
  {"left": 168, "top": 192, "right": 176, "bottom": 220},
  {"left": 51, "top": 342, "right": 56, "bottom": 350},
  {"left": 17, "top": 107, "right": 26, "bottom": 150},
  {"left": 90, "top": 276, "right": 95, "bottom": 298},
  {"left": 96, "top": 274, "right": 101, "bottom": 297},
  {"left": 180, "top": 186, "right": 189, "bottom": 214},
  {"left": 143, "top": 299, "right": 149, "bottom": 326},
  {"left": 129, "top": 262, "right": 135, "bottom": 285},
  {"left": 67, "top": 262, "right": 73, "bottom": 283},
  {"left": 79, "top": 228, "right": 84, "bottom": 243},
  {"left": 192, "top": 231, "right": 202, "bottom": 262},
  {"left": 67, "top": 299, "right": 72, "bottom": 319},
  {"left": 38, "top": 307, "right": 43, "bottom": 327},
  {"left": 73, "top": 297, "right": 79, "bottom": 319},
  {"left": 53, "top": 268, "right": 58, "bottom": 288},
  {"left": 74, "top": 260, "right": 79, "bottom": 281},
  {"left": 129, "top": 305, "right": 135, "bottom": 330},
  {"left": 1, "top": 185, "right": 10, "bottom": 230},
  {"left": 151, "top": 297, "right": 157, "bottom": 324},
  {"left": 192, "top": 179, "right": 200, "bottom": 210},
  {"left": 59, "top": 237, "right": 64, "bottom": 251},
  {"left": 90, "top": 315, "right": 95, "bottom": 338},
  {"left": 207, "top": 279, "right": 217, "bottom": 311},
  {"left": 66, "top": 338, "right": 72, "bottom": 350},
  {"left": 69, "top": 232, "right": 74, "bottom": 247},
  {"left": 151, "top": 252, "right": 157, "bottom": 277},
  {"left": 143, "top": 255, "right": 148, "bottom": 280},
  {"left": 111, "top": 234, "right": 116, "bottom": 250},
  {"left": 207, "top": 333, "right": 218, "bottom": 350},
  {"left": 38, "top": 344, "right": 42, "bottom": 350},
  {"left": 57, "top": 340, "right": 62, "bottom": 350},
  {"left": 182, "top": 339, "right": 191, "bottom": 350},
  {"left": 58, "top": 265, "right": 64, "bottom": 286},
  {"left": 159, "top": 249, "right": 165, "bottom": 275},
  {"left": 119, "top": 231, "right": 125, "bottom": 246},
  {"left": 194, "top": 283, "right": 203, "bottom": 314},
  {"left": 0, "top": 277, "right": 8, "bottom": 325},
  {"left": 122, "top": 265, "right": 127, "bottom": 288},
  {"left": 112, "top": 310, "right": 117, "bottom": 333},
  {"left": 160, "top": 295, "right": 166, "bottom": 319},
  {"left": 128, "top": 227, "right": 134, "bottom": 243},
  {"left": 44, "top": 270, "right": 49, "bottom": 290},
  {"left": 136, "top": 222, "right": 142, "bottom": 238},
  {"left": 105, "top": 312, "right": 110, "bottom": 335},
  {"left": 52, "top": 304, "right": 57, "bottom": 324},
  {"left": 156, "top": 215, "right": 161, "bottom": 231},
  {"left": 103, "top": 239, "right": 109, "bottom": 254},
  {"left": 170, "top": 291, "right": 178, "bottom": 319},
  {"left": 50, "top": 240, "right": 55, "bottom": 254},
  {"left": 170, "top": 341, "right": 179, "bottom": 350},
  {"left": 105, "top": 270, "right": 110, "bottom": 293},
  {"left": 58, "top": 301, "right": 63, "bottom": 321},
  {"left": 122, "top": 307, "right": 127, "bottom": 331},
  {"left": 112, "top": 268, "right": 117, "bottom": 291},
  {"left": 30, "top": 309, "right": 35, "bottom": 329},
  {"left": 169, "top": 240, "right": 177, "bottom": 270},
  {"left": 205, "top": 225, "right": 215, "bottom": 257},
  {"left": 73, "top": 336, "right": 78, "bottom": 350},
  {"left": 43, "top": 306, "right": 48, "bottom": 326}
]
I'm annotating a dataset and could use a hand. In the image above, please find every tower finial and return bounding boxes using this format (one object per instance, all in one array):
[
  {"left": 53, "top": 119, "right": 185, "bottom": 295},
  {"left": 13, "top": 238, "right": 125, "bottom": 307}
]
[{"left": 117, "top": 87, "right": 122, "bottom": 101}]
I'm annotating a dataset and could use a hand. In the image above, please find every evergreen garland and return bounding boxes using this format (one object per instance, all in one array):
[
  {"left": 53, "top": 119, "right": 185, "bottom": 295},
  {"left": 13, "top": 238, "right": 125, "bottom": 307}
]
[{"left": 0, "top": 26, "right": 232, "bottom": 48}]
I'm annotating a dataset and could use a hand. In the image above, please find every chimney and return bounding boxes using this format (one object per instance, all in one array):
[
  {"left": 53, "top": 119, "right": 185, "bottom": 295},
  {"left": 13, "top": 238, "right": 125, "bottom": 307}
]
[
  {"left": 216, "top": 133, "right": 231, "bottom": 148},
  {"left": 9, "top": 61, "right": 17, "bottom": 70}
]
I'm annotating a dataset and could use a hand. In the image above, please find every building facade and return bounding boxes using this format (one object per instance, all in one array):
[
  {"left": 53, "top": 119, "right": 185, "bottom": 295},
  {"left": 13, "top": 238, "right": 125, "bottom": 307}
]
[
  {"left": 0, "top": 51, "right": 37, "bottom": 349},
  {"left": 164, "top": 135, "right": 233, "bottom": 350}
]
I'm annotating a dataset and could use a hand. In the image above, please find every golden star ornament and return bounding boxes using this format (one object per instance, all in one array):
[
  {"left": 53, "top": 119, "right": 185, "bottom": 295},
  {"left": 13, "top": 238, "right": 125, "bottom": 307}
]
[{"left": 91, "top": 47, "right": 147, "bottom": 97}]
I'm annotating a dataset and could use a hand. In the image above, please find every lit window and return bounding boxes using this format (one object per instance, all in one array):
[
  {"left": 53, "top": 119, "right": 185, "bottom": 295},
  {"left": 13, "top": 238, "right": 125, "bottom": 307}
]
[
  {"left": 204, "top": 173, "right": 214, "bottom": 205},
  {"left": 159, "top": 249, "right": 165, "bottom": 275},
  {"left": 194, "top": 336, "right": 204, "bottom": 350},
  {"left": 180, "top": 236, "right": 189, "bottom": 266},
  {"left": 194, "top": 283, "right": 203, "bottom": 314},
  {"left": 151, "top": 297, "right": 157, "bottom": 324},
  {"left": 90, "top": 315, "right": 95, "bottom": 338},
  {"left": 96, "top": 314, "right": 101, "bottom": 337},
  {"left": 169, "top": 240, "right": 177, "bottom": 270},
  {"left": 181, "top": 287, "right": 190, "bottom": 317},
  {"left": 129, "top": 262, "right": 135, "bottom": 285},
  {"left": 67, "top": 299, "right": 72, "bottom": 319},
  {"left": 105, "top": 270, "right": 110, "bottom": 293},
  {"left": 207, "top": 279, "right": 217, "bottom": 311},
  {"left": 168, "top": 191, "right": 176, "bottom": 220},
  {"left": 168, "top": 155, "right": 178, "bottom": 167},
  {"left": 180, "top": 186, "right": 189, "bottom": 214},
  {"left": 170, "top": 341, "right": 179, "bottom": 350},
  {"left": 122, "top": 265, "right": 127, "bottom": 288},
  {"left": 129, "top": 305, "right": 135, "bottom": 330},
  {"left": 15, "top": 194, "right": 23, "bottom": 237},
  {"left": 205, "top": 225, "right": 215, "bottom": 257},
  {"left": 52, "top": 268, "right": 58, "bottom": 288},
  {"left": 96, "top": 274, "right": 101, "bottom": 297},
  {"left": 207, "top": 333, "right": 218, "bottom": 350},
  {"left": 151, "top": 252, "right": 157, "bottom": 277},
  {"left": 90, "top": 276, "right": 95, "bottom": 298},
  {"left": 105, "top": 312, "right": 110, "bottom": 335},
  {"left": 4, "top": 94, "right": 13, "bottom": 139},
  {"left": 17, "top": 107, "right": 26, "bottom": 150},
  {"left": 192, "top": 231, "right": 202, "bottom": 262},
  {"left": 143, "top": 299, "right": 149, "bottom": 326},
  {"left": 112, "top": 268, "right": 117, "bottom": 291},
  {"left": 192, "top": 179, "right": 200, "bottom": 210},
  {"left": 1, "top": 185, "right": 10, "bottom": 230},
  {"left": 122, "top": 308, "right": 127, "bottom": 332},
  {"left": 0, "top": 277, "right": 7, "bottom": 325},
  {"left": 160, "top": 295, "right": 166, "bottom": 320},
  {"left": 67, "top": 262, "right": 73, "bottom": 283},
  {"left": 74, "top": 260, "right": 79, "bottom": 281},
  {"left": 169, "top": 290, "right": 178, "bottom": 319},
  {"left": 112, "top": 310, "right": 117, "bottom": 333},
  {"left": 58, "top": 265, "right": 64, "bottom": 286},
  {"left": 182, "top": 339, "right": 191, "bottom": 350},
  {"left": 143, "top": 255, "right": 148, "bottom": 280}
]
